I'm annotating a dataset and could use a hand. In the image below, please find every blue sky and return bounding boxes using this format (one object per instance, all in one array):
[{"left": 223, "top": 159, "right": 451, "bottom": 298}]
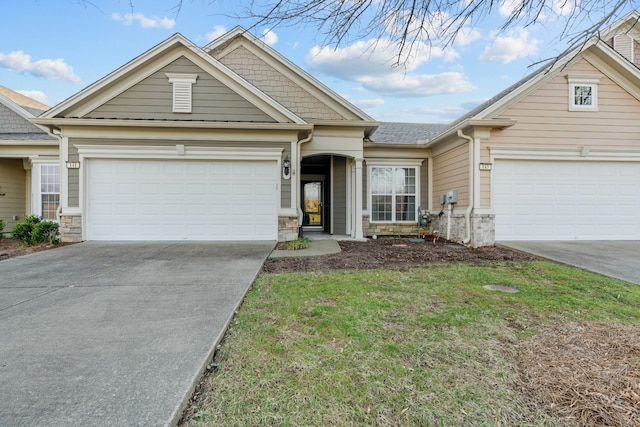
[{"left": 0, "top": 0, "right": 628, "bottom": 123}]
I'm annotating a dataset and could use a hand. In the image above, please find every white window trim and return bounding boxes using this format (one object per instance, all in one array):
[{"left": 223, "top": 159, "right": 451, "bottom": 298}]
[
  {"left": 30, "top": 160, "right": 60, "bottom": 222},
  {"left": 166, "top": 73, "right": 198, "bottom": 113},
  {"left": 567, "top": 74, "right": 601, "bottom": 111},
  {"left": 367, "top": 160, "right": 422, "bottom": 223}
]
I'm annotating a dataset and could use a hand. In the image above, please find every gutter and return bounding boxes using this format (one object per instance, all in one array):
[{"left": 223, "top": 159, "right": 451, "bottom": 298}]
[{"left": 457, "top": 129, "right": 474, "bottom": 245}]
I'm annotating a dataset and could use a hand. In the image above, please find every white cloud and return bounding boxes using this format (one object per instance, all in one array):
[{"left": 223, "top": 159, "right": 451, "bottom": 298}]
[
  {"left": 478, "top": 28, "right": 539, "bottom": 63},
  {"left": 0, "top": 51, "right": 80, "bottom": 83},
  {"left": 205, "top": 25, "right": 227, "bottom": 42},
  {"left": 359, "top": 72, "right": 476, "bottom": 97},
  {"left": 307, "top": 38, "right": 449, "bottom": 81},
  {"left": 552, "top": 0, "right": 579, "bottom": 16},
  {"left": 499, "top": 0, "right": 521, "bottom": 18},
  {"left": 16, "top": 90, "right": 49, "bottom": 105},
  {"left": 262, "top": 29, "right": 278, "bottom": 46},
  {"left": 111, "top": 12, "right": 175, "bottom": 29},
  {"left": 454, "top": 27, "right": 482, "bottom": 46},
  {"left": 353, "top": 98, "right": 385, "bottom": 109}
]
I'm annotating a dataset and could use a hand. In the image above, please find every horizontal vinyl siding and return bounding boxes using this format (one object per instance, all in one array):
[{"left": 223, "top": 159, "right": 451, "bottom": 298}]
[
  {"left": 479, "top": 146, "right": 492, "bottom": 209},
  {"left": 420, "top": 160, "right": 428, "bottom": 210},
  {"left": 87, "top": 56, "right": 275, "bottom": 122},
  {"left": 0, "top": 159, "right": 26, "bottom": 230},
  {"left": 333, "top": 156, "right": 347, "bottom": 234},
  {"left": 432, "top": 144, "right": 469, "bottom": 208},
  {"left": 491, "top": 58, "right": 640, "bottom": 149}
]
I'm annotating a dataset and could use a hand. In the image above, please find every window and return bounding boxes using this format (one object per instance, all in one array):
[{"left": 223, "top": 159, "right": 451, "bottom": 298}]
[
  {"left": 567, "top": 75, "right": 601, "bottom": 111},
  {"left": 166, "top": 73, "right": 198, "bottom": 113},
  {"left": 370, "top": 166, "right": 417, "bottom": 222},
  {"left": 39, "top": 164, "right": 60, "bottom": 220}
]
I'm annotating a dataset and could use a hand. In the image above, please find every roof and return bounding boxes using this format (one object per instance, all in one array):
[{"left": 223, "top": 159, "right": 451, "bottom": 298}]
[
  {"left": 371, "top": 122, "right": 450, "bottom": 144},
  {"left": 0, "top": 85, "right": 49, "bottom": 112}
]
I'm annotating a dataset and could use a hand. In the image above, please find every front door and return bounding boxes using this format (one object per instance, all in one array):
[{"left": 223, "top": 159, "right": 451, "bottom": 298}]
[{"left": 302, "top": 181, "right": 323, "bottom": 228}]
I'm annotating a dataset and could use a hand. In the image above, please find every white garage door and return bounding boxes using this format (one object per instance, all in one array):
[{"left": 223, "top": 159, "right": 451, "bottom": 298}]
[
  {"left": 494, "top": 160, "right": 640, "bottom": 240},
  {"left": 87, "top": 159, "right": 278, "bottom": 241}
]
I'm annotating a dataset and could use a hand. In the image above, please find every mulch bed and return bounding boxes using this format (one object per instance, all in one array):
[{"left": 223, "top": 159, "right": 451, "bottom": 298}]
[
  {"left": 0, "top": 238, "right": 71, "bottom": 261},
  {"left": 519, "top": 322, "right": 640, "bottom": 426},
  {"left": 263, "top": 237, "right": 537, "bottom": 273}
]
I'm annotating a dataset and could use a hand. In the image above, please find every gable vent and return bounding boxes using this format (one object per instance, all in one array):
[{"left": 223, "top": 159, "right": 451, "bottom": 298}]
[
  {"left": 614, "top": 33, "right": 634, "bottom": 63},
  {"left": 166, "top": 73, "right": 198, "bottom": 113}
]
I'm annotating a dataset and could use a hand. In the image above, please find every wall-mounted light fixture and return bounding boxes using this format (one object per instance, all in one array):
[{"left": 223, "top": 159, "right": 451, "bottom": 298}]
[
  {"left": 282, "top": 155, "right": 291, "bottom": 180},
  {"left": 66, "top": 161, "right": 80, "bottom": 169}
]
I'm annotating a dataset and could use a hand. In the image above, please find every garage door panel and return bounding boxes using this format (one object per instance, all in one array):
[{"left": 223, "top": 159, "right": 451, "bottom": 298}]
[
  {"left": 87, "top": 159, "right": 278, "bottom": 241},
  {"left": 494, "top": 160, "right": 640, "bottom": 240}
]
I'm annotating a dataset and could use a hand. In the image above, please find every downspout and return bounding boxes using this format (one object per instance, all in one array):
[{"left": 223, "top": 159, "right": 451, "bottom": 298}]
[
  {"left": 457, "top": 129, "right": 474, "bottom": 245},
  {"left": 296, "top": 131, "right": 313, "bottom": 234}
]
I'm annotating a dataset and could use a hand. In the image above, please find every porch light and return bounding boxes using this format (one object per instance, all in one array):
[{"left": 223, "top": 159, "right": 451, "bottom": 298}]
[{"left": 282, "top": 156, "right": 291, "bottom": 180}]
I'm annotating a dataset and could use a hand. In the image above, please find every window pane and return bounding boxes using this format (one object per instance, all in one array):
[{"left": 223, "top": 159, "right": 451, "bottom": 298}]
[
  {"left": 395, "top": 196, "right": 416, "bottom": 221},
  {"left": 41, "top": 194, "right": 59, "bottom": 220},
  {"left": 371, "top": 167, "right": 392, "bottom": 194},
  {"left": 372, "top": 195, "right": 392, "bottom": 221},
  {"left": 574, "top": 85, "right": 592, "bottom": 105}
]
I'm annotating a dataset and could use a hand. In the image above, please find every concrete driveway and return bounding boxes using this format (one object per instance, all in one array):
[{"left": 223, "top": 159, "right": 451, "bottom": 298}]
[
  {"left": 0, "top": 241, "right": 274, "bottom": 427},
  {"left": 499, "top": 241, "right": 640, "bottom": 285}
]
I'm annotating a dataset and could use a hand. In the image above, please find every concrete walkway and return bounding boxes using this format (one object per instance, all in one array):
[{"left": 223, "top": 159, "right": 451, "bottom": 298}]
[
  {"left": 499, "top": 241, "right": 640, "bottom": 285},
  {"left": 269, "top": 239, "right": 341, "bottom": 258},
  {"left": 0, "top": 241, "right": 274, "bottom": 427}
]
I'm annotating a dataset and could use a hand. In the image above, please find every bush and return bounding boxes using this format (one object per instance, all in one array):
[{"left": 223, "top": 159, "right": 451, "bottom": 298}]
[
  {"left": 286, "top": 238, "right": 309, "bottom": 250},
  {"left": 11, "top": 215, "right": 59, "bottom": 245},
  {"left": 0, "top": 219, "right": 5, "bottom": 240}
]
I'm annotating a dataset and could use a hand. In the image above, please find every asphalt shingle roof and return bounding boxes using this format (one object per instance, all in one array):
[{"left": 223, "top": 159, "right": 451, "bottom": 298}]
[{"left": 371, "top": 122, "right": 450, "bottom": 144}]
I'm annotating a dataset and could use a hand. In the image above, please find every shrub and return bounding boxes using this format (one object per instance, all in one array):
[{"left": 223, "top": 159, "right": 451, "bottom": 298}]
[
  {"left": 286, "top": 238, "right": 309, "bottom": 250},
  {"left": 11, "top": 215, "right": 59, "bottom": 245},
  {"left": 0, "top": 219, "right": 5, "bottom": 240}
]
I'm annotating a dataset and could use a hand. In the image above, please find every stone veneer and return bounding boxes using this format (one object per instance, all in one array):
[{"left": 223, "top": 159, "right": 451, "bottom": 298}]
[
  {"left": 59, "top": 214, "right": 83, "bottom": 243},
  {"left": 363, "top": 212, "right": 495, "bottom": 247},
  {"left": 278, "top": 215, "right": 299, "bottom": 242}
]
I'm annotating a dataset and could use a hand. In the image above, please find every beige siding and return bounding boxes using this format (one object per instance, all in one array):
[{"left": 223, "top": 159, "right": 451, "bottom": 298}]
[
  {"left": 87, "top": 56, "right": 275, "bottom": 122},
  {"left": 0, "top": 158, "right": 26, "bottom": 230},
  {"left": 432, "top": 144, "right": 469, "bottom": 208},
  {"left": 218, "top": 45, "right": 343, "bottom": 121},
  {"left": 492, "top": 58, "right": 640, "bottom": 149},
  {"left": 68, "top": 139, "right": 291, "bottom": 209},
  {"left": 420, "top": 160, "right": 429, "bottom": 210},
  {"left": 333, "top": 156, "right": 347, "bottom": 234},
  {"left": 484, "top": 58, "right": 640, "bottom": 209},
  {"left": 362, "top": 160, "right": 367, "bottom": 210}
]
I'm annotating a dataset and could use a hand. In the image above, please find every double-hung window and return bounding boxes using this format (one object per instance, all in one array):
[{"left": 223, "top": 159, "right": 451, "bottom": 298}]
[
  {"left": 369, "top": 165, "right": 418, "bottom": 222},
  {"left": 39, "top": 164, "right": 60, "bottom": 221}
]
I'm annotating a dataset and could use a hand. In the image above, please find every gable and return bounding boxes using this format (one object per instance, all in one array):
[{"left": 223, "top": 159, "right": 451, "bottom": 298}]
[
  {"left": 0, "top": 102, "right": 46, "bottom": 134},
  {"left": 216, "top": 45, "right": 343, "bottom": 121},
  {"left": 492, "top": 57, "right": 640, "bottom": 148},
  {"left": 86, "top": 56, "right": 276, "bottom": 122}
]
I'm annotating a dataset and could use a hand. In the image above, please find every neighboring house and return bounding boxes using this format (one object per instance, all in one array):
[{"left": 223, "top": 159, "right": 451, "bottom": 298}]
[
  {"left": 33, "top": 12, "right": 640, "bottom": 245},
  {"left": 420, "top": 11, "right": 640, "bottom": 245},
  {"left": 0, "top": 86, "right": 58, "bottom": 235}
]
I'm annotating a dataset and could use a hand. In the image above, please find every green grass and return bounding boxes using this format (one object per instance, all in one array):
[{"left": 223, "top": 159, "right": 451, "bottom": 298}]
[{"left": 183, "top": 261, "right": 640, "bottom": 426}]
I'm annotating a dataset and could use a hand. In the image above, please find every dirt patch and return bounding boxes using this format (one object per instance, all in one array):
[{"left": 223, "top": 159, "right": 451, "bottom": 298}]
[
  {"left": 264, "top": 237, "right": 537, "bottom": 273},
  {"left": 0, "top": 238, "right": 72, "bottom": 261},
  {"left": 519, "top": 322, "right": 640, "bottom": 426}
]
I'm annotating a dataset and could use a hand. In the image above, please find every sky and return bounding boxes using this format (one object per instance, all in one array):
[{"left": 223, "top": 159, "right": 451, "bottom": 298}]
[{"left": 0, "top": 0, "right": 632, "bottom": 124}]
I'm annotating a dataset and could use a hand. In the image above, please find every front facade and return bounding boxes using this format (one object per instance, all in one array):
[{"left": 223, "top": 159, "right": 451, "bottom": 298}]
[
  {"left": 423, "top": 12, "right": 640, "bottom": 245},
  {"left": 36, "top": 29, "right": 377, "bottom": 242},
  {"left": 26, "top": 13, "right": 640, "bottom": 245},
  {"left": 0, "top": 86, "right": 58, "bottom": 235}
]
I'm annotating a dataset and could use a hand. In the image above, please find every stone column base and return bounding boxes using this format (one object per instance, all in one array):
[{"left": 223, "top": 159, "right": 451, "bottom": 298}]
[
  {"left": 59, "top": 214, "right": 83, "bottom": 243},
  {"left": 278, "top": 215, "right": 299, "bottom": 242}
]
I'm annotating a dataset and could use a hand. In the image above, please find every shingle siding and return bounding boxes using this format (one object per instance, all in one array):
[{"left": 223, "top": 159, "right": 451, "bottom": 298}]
[{"left": 0, "top": 103, "right": 43, "bottom": 133}]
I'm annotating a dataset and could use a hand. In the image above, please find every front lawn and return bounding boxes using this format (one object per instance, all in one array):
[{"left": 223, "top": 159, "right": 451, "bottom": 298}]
[{"left": 181, "top": 261, "right": 640, "bottom": 426}]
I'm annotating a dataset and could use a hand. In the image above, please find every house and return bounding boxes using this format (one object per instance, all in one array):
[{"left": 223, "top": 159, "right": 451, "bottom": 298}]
[
  {"left": 33, "top": 12, "right": 640, "bottom": 245},
  {"left": 419, "top": 11, "right": 640, "bottom": 245},
  {"left": 0, "top": 86, "right": 58, "bottom": 235}
]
